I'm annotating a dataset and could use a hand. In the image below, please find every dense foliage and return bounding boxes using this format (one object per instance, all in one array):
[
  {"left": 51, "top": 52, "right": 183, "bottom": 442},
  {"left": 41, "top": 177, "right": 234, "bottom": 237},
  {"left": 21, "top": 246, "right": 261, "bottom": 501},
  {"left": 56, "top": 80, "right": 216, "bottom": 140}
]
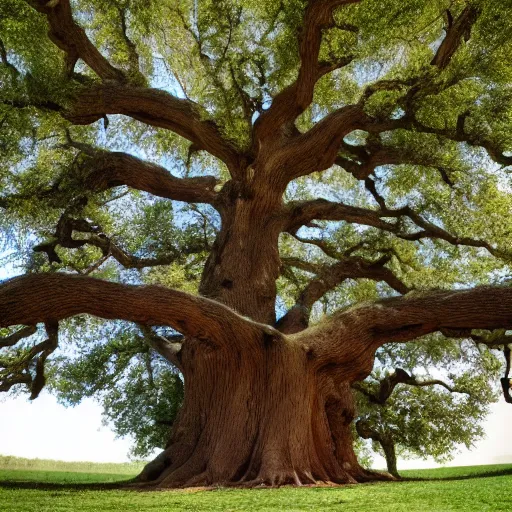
[{"left": 1, "top": 0, "right": 511, "bottom": 472}]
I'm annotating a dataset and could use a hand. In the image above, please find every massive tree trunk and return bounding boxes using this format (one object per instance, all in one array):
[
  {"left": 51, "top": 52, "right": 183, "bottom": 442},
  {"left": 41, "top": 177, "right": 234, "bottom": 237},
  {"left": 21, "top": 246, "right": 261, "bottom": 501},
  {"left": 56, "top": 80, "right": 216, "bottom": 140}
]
[
  {"left": 137, "top": 333, "right": 378, "bottom": 487},
  {"left": 3, "top": 0, "right": 510, "bottom": 492},
  {"left": 137, "top": 192, "right": 380, "bottom": 487},
  {"left": 199, "top": 188, "right": 283, "bottom": 324}
]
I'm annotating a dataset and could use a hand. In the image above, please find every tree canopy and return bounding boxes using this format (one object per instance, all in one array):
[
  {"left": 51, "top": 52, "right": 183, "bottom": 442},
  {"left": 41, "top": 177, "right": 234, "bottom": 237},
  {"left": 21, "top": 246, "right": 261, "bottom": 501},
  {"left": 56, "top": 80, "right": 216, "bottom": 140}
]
[{"left": 1, "top": 0, "right": 512, "bottom": 486}]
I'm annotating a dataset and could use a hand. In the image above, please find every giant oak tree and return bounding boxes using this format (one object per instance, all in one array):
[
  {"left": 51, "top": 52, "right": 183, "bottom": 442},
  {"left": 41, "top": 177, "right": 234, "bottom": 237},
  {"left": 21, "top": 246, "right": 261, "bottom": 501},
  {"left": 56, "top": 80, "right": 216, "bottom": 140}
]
[{"left": 1, "top": 0, "right": 512, "bottom": 487}]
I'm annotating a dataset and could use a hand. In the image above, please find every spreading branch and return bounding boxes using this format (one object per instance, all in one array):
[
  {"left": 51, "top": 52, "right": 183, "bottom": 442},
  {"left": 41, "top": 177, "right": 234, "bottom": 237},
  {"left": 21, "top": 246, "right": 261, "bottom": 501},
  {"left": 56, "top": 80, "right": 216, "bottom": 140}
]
[
  {"left": 278, "top": 254, "right": 409, "bottom": 333},
  {"left": 295, "top": 286, "right": 512, "bottom": 372},
  {"left": 23, "top": 1, "right": 243, "bottom": 174},
  {"left": 403, "top": 116, "right": 512, "bottom": 168},
  {"left": 364, "top": 178, "right": 509, "bottom": 261},
  {"left": 0, "top": 326, "right": 37, "bottom": 349},
  {"left": 438, "top": 328, "right": 512, "bottom": 404},
  {"left": 33, "top": 213, "right": 206, "bottom": 269},
  {"left": 61, "top": 142, "right": 220, "bottom": 204},
  {"left": 65, "top": 85, "right": 243, "bottom": 172},
  {"left": 277, "top": 4, "right": 483, "bottom": 184},
  {"left": 368, "top": 287, "right": 512, "bottom": 346},
  {"left": 254, "top": 0, "right": 359, "bottom": 140},
  {"left": 284, "top": 197, "right": 395, "bottom": 233},
  {"left": 284, "top": 192, "right": 510, "bottom": 263},
  {"left": 353, "top": 368, "right": 460, "bottom": 405},
  {"left": 117, "top": 6, "right": 143, "bottom": 80},
  {"left": 27, "top": 0, "right": 126, "bottom": 80},
  {"left": 0, "top": 321, "right": 58, "bottom": 399},
  {"left": 355, "top": 110, "right": 512, "bottom": 168},
  {"left": 0, "top": 274, "right": 270, "bottom": 349},
  {"left": 335, "top": 143, "right": 456, "bottom": 187}
]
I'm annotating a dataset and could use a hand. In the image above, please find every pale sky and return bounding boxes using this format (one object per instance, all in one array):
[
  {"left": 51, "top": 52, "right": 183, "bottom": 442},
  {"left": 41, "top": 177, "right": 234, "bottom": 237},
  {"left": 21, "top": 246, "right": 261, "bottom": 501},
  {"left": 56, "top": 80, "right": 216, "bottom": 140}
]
[{"left": 0, "top": 391, "right": 511, "bottom": 469}]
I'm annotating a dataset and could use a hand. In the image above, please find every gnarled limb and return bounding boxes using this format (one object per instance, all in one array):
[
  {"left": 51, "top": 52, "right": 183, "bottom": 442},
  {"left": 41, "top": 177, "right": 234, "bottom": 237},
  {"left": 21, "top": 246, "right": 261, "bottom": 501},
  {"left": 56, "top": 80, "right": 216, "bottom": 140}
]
[
  {"left": 357, "top": 110, "right": 512, "bottom": 168},
  {"left": 363, "top": 178, "right": 510, "bottom": 261},
  {"left": 296, "top": 286, "right": 512, "bottom": 373},
  {"left": 367, "top": 287, "right": 512, "bottom": 346},
  {"left": 405, "top": 116, "right": 512, "bottom": 168},
  {"left": 117, "top": 6, "right": 143, "bottom": 81},
  {"left": 33, "top": 206, "right": 206, "bottom": 269},
  {"left": 284, "top": 198, "right": 394, "bottom": 233},
  {"left": 65, "top": 85, "right": 243, "bottom": 172},
  {"left": 1, "top": 144, "right": 219, "bottom": 214},
  {"left": 278, "top": 255, "right": 409, "bottom": 333},
  {"left": 273, "top": 105, "right": 365, "bottom": 183},
  {"left": 285, "top": 193, "right": 510, "bottom": 262},
  {"left": 62, "top": 142, "right": 220, "bottom": 204},
  {"left": 279, "top": 4, "right": 482, "bottom": 183},
  {"left": 35, "top": 229, "right": 205, "bottom": 270},
  {"left": 439, "top": 328, "right": 512, "bottom": 404},
  {"left": 254, "top": 0, "right": 359, "bottom": 140},
  {"left": 0, "top": 321, "right": 58, "bottom": 399},
  {"left": 353, "top": 368, "right": 461, "bottom": 406},
  {"left": 0, "top": 273, "right": 268, "bottom": 349},
  {"left": 23, "top": 1, "right": 243, "bottom": 173},
  {"left": 27, "top": 0, "right": 126, "bottom": 80},
  {"left": 335, "top": 143, "right": 457, "bottom": 186}
]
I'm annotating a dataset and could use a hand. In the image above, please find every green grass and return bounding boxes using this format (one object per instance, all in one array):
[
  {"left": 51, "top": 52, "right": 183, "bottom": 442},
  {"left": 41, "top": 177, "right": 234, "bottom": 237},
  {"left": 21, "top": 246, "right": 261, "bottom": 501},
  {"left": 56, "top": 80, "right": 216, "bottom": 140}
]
[
  {"left": 0, "top": 455, "right": 144, "bottom": 475},
  {"left": 0, "top": 458, "right": 511, "bottom": 511}
]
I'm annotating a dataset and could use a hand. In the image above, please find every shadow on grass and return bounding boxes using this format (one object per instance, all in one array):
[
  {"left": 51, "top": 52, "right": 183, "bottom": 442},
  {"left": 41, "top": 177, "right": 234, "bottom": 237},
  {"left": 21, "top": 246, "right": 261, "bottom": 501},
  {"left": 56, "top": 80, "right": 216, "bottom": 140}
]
[{"left": 0, "top": 467, "right": 511, "bottom": 492}]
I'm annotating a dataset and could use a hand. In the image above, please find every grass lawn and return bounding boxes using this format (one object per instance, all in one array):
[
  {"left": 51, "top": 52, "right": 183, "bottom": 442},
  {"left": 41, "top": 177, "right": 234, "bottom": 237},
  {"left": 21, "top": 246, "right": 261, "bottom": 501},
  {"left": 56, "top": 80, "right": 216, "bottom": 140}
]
[{"left": 0, "top": 458, "right": 511, "bottom": 511}]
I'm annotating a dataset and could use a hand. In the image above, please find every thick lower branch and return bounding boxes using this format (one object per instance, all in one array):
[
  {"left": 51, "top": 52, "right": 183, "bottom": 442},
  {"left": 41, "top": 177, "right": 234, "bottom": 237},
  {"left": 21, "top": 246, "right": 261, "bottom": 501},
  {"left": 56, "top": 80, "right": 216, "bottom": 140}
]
[
  {"left": 292, "top": 286, "right": 512, "bottom": 371},
  {"left": 79, "top": 149, "right": 219, "bottom": 204},
  {"left": 0, "top": 274, "right": 264, "bottom": 348}
]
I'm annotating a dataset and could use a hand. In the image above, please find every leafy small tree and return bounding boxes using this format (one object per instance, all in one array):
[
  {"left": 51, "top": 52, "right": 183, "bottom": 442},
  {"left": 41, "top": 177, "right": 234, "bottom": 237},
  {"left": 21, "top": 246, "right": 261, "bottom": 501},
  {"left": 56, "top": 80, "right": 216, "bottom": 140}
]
[
  {"left": 354, "top": 334, "right": 502, "bottom": 476},
  {"left": 1, "top": 0, "right": 512, "bottom": 488}
]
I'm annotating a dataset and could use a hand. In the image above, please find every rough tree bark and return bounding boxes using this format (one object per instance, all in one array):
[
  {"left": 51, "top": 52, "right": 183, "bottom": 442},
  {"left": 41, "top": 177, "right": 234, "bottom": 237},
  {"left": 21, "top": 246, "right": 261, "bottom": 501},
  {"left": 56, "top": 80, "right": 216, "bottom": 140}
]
[{"left": 2, "top": 0, "right": 511, "bottom": 490}]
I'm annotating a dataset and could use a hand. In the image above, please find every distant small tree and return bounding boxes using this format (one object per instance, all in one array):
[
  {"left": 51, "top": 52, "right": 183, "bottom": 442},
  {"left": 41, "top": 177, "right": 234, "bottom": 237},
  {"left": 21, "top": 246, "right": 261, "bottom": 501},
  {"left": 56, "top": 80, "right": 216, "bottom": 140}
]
[
  {"left": 1, "top": 0, "right": 512, "bottom": 488},
  {"left": 354, "top": 334, "right": 502, "bottom": 476}
]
